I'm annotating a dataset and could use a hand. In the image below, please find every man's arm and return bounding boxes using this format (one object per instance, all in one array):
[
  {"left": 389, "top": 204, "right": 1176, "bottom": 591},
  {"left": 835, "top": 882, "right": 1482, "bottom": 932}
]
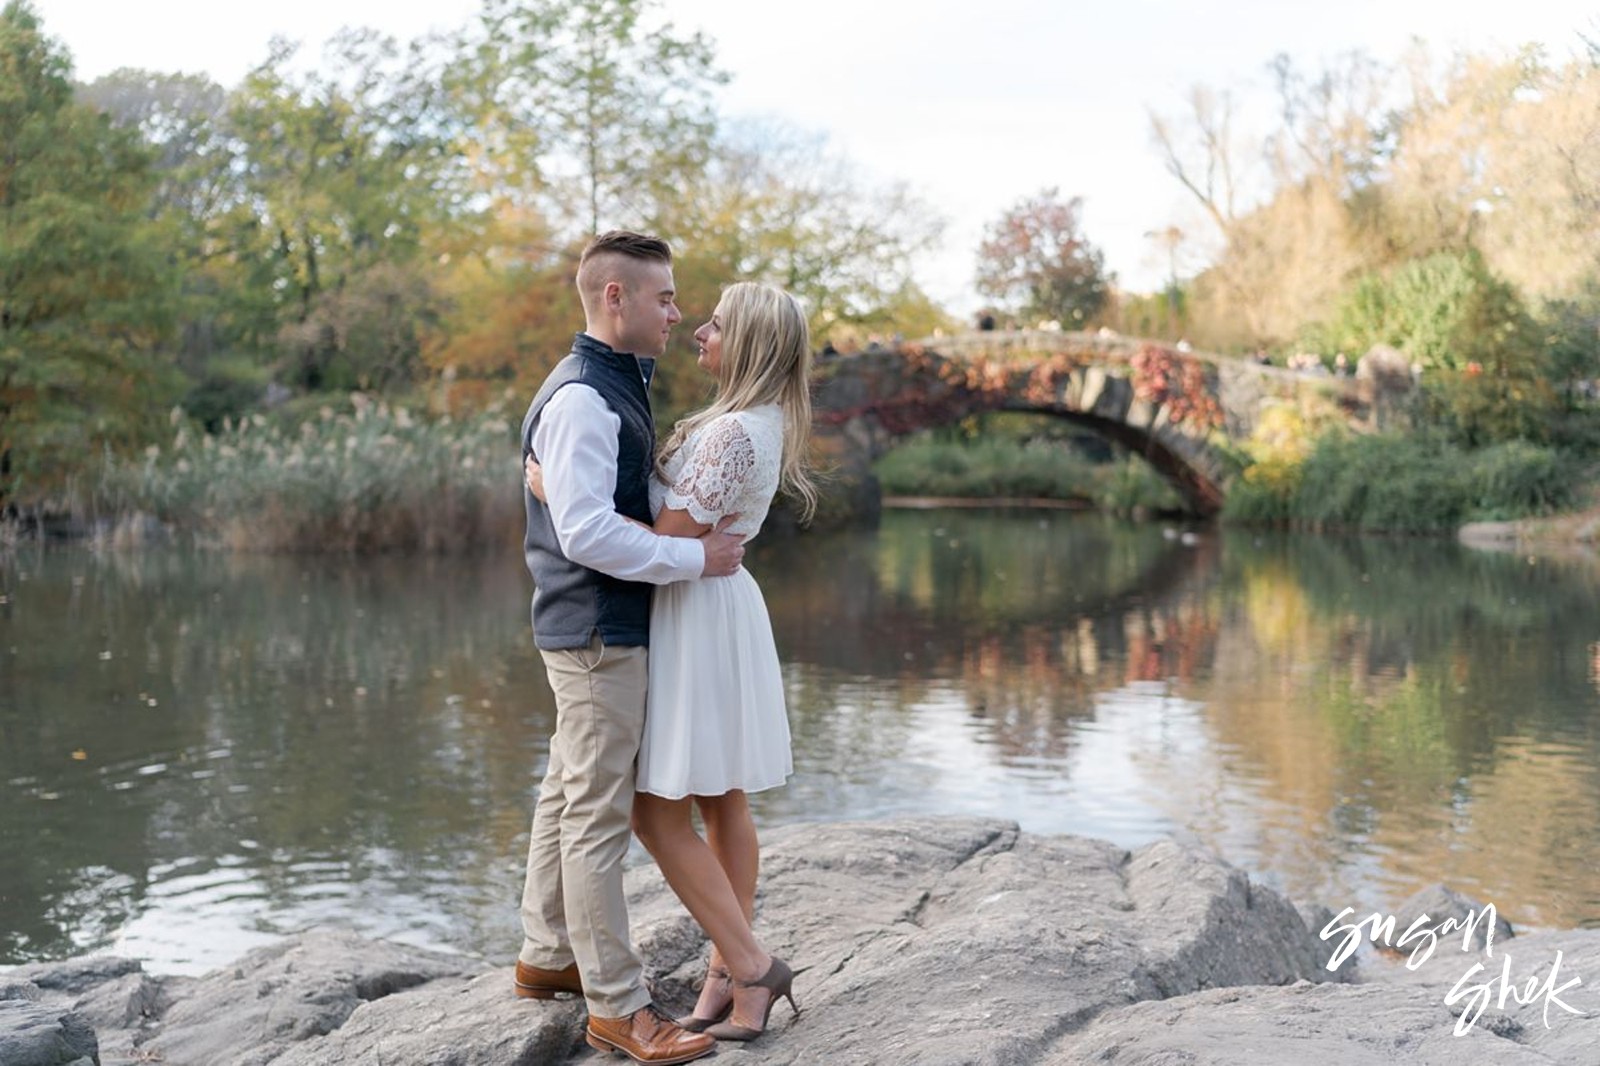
[
  {"left": 532, "top": 386, "right": 739, "bottom": 581},
  {"left": 524, "top": 451, "right": 743, "bottom": 573}
]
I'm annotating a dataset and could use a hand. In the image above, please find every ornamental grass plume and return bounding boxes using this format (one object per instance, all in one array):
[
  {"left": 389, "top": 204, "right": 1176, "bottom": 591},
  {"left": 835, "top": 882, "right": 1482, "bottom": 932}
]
[{"left": 95, "top": 399, "right": 523, "bottom": 553}]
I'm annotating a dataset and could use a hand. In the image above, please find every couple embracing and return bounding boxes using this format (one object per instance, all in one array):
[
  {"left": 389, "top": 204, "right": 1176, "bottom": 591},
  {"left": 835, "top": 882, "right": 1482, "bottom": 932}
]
[{"left": 514, "top": 230, "right": 814, "bottom": 1064}]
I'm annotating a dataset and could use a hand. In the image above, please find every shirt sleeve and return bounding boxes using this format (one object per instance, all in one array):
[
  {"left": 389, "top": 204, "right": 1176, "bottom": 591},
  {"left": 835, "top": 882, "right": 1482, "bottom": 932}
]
[
  {"left": 662, "top": 416, "right": 757, "bottom": 527},
  {"left": 531, "top": 385, "right": 704, "bottom": 584}
]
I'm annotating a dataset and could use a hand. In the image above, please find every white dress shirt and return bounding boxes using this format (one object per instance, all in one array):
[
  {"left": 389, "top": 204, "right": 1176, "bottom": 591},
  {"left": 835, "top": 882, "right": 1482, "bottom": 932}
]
[{"left": 531, "top": 382, "right": 704, "bottom": 584}]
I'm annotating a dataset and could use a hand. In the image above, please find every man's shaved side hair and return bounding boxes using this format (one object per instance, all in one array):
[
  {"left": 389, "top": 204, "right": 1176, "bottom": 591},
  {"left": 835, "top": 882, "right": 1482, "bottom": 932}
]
[{"left": 576, "top": 230, "right": 673, "bottom": 315}]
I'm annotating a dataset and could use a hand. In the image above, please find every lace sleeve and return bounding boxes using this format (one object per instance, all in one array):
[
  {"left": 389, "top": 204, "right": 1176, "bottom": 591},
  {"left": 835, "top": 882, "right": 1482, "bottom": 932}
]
[{"left": 662, "top": 417, "right": 757, "bottom": 527}]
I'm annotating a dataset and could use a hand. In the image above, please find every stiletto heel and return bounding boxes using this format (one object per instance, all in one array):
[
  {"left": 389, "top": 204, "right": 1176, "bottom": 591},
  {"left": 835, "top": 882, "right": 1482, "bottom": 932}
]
[
  {"left": 704, "top": 956, "right": 797, "bottom": 1041},
  {"left": 675, "top": 966, "right": 733, "bottom": 1032}
]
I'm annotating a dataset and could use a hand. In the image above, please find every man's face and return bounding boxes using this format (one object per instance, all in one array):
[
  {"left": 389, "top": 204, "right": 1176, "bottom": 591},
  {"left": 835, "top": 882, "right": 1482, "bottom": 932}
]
[{"left": 612, "top": 260, "right": 681, "bottom": 358}]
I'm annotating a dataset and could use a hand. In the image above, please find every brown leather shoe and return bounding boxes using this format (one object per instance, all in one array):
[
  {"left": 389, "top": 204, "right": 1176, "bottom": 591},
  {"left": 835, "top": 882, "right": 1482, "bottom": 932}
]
[
  {"left": 586, "top": 1004, "right": 716, "bottom": 1064},
  {"left": 513, "top": 960, "right": 583, "bottom": 1000}
]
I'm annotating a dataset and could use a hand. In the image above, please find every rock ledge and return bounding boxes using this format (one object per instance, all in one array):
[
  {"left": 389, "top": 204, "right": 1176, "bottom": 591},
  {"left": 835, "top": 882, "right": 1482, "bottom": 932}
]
[{"left": 5, "top": 818, "right": 1596, "bottom": 1065}]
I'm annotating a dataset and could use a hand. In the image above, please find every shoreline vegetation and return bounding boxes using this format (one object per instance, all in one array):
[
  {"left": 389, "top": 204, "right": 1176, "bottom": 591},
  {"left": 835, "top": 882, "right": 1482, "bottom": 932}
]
[
  {"left": 871, "top": 429, "right": 1186, "bottom": 520},
  {"left": 1220, "top": 432, "right": 1587, "bottom": 537},
  {"left": 0, "top": 402, "right": 1594, "bottom": 552},
  {"left": 883, "top": 496, "right": 1089, "bottom": 510},
  {"left": 74, "top": 397, "right": 524, "bottom": 554}
]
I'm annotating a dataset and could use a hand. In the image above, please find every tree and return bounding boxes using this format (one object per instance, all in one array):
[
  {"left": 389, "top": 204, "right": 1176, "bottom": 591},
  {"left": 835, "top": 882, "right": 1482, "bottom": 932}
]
[
  {"left": 0, "top": 1, "right": 177, "bottom": 505},
  {"left": 224, "top": 31, "right": 469, "bottom": 390},
  {"left": 453, "top": 0, "right": 725, "bottom": 236},
  {"left": 1321, "top": 251, "right": 1535, "bottom": 372},
  {"left": 1386, "top": 47, "right": 1600, "bottom": 302},
  {"left": 1266, "top": 50, "right": 1390, "bottom": 196},
  {"left": 975, "top": 189, "right": 1108, "bottom": 327},
  {"left": 422, "top": 118, "right": 951, "bottom": 414},
  {"left": 77, "top": 69, "right": 231, "bottom": 223},
  {"left": 78, "top": 68, "right": 268, "bottom": 424},
  {"left": 1538, "top": 283, "right": 1600, "bottom": 407},
  {"left": 665, "top": 121, "right": 946, "bottom": 342},
  {"left": 1148, "top": 55, "right": 1390, "bottom": 346}
]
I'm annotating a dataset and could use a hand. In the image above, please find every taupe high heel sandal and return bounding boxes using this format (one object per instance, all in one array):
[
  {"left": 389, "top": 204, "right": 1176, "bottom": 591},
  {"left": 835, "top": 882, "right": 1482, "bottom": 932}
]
[
  {"left": 674, "top": 966, "right": 733, "bottom": 1032},
  {"left": 705, "top": 957, "right": 799, "bottom": 1041}
]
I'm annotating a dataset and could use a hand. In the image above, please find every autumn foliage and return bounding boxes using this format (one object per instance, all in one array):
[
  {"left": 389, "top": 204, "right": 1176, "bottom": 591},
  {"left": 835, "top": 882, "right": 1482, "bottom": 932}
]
[{"left": 1129, "top": 345, "right": 1224, "bottom": 429}]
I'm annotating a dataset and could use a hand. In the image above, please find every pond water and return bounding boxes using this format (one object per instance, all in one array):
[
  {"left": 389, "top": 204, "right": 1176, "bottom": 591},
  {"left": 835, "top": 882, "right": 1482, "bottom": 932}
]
[{"left": 3, "top": 510, "right": 1598, "bottom": 974}]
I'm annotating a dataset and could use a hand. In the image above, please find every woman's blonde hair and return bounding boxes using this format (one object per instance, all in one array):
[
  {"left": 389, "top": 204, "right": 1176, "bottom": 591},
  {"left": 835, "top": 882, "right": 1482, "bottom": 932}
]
[{"left": 657, "top": 281, "right": 818, "bottom": 522}]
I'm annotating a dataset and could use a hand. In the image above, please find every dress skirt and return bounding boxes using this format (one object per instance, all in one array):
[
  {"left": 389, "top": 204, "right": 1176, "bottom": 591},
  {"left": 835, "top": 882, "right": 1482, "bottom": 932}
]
[{"left": 637, "top": 566, "right": 793, "bottom": 799}]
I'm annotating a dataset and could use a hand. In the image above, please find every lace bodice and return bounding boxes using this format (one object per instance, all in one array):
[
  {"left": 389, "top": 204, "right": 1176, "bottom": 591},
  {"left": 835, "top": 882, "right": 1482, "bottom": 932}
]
[{"left": 650, "top": 405, "right": 784, "bottom": 542}]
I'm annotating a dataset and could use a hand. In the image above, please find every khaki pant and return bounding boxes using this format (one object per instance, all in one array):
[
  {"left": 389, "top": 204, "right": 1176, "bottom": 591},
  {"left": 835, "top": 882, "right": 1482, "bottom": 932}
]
[{"left": 520, "top": 635, "right": 651, "bottom": 1018}]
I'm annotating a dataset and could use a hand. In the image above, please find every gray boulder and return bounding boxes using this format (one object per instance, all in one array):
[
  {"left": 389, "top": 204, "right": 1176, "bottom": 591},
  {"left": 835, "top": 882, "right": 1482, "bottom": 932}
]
[
  {"left": 0, "top": 997, "right": 100, "bottom": 1066},
  {"left": 1046, "top": 981, "right": 1553, "bottom": 1064},
  {"left": 8, "top": 957, "right": 143, "bottom": 997},
  {"left": 269, "top": 971, "right": 584, "bottom": 1066},
  {"left": 1390, "top": 883, "right": 1514, "bottom": 955},
  {"left": 625, "top": 818, "right": 1339, "bottom": 1066},
  {"left": 131, "top": 928, "right": 472, "bottom": 1066},
  {"left": 4, "top": 957, "right": 165, "bottom": 1065},
  {"left": 1362, "top": 927, "right": 1600, "bottom": 1063}
]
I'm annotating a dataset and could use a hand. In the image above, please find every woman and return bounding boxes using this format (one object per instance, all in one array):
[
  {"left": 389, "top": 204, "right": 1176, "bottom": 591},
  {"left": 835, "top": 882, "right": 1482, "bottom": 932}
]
[{"left": 525, "top": 280, "right": 816, "bottom": 1041}]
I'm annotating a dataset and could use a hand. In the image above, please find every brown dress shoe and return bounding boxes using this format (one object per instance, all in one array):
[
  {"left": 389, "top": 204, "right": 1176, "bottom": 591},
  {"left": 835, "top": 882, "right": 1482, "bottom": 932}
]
[
  {"left": 586, "top": 1003, "right": 716, "bottom": 1064},
  {"left": 513, "top": 960, "right": 583, "bottom": 1000}
]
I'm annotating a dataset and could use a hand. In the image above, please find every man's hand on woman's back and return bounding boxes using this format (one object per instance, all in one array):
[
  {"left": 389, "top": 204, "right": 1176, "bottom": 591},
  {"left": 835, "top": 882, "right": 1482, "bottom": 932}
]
[{"left": 699, "top": 515, "right": 745, "bottom": 577}]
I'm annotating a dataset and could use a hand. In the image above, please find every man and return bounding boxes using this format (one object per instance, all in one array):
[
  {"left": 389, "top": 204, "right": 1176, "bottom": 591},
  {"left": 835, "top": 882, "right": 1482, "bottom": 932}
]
[{"left": 516, "top": 231, "right": 740, "bottom": 1065}]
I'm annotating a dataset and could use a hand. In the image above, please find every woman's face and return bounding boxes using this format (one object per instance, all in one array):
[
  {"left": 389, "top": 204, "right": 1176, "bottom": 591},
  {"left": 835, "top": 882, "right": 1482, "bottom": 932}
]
[{"left": 693, "top": 307, "right": 724, "bottom": 377}]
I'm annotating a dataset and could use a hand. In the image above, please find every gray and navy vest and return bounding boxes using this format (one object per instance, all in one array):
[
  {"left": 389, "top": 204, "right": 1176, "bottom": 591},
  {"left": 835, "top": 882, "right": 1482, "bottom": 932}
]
[{"left": 521, "top": 333, "right": 659, "bottom": 650}]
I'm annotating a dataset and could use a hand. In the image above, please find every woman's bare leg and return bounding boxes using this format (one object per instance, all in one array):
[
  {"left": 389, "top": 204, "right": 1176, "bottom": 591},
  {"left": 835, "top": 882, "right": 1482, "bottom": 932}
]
[
  {"left": 696, "top": 790, "right": 759, "bottom": 922},
  {"left": 692, "top": 789, "right": 783, "bottom": 1031},
  {"left": 632, "top": 792, "right": 770, "bottom": 991},
  {"left": 687, "top": 790, "right": 760, "bottom": 1019}
]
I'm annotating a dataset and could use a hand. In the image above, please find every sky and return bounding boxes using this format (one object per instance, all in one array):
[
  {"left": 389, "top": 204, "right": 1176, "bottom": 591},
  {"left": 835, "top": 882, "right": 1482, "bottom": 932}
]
[{"left": 27, "top": 0, "right": 1600, "bottom": 314}]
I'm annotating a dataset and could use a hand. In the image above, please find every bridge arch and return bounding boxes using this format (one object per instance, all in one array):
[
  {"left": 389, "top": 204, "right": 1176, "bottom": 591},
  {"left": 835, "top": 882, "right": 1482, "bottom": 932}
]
[{"left": 809, "top": 332, "right": 1394, "bottom": 521}]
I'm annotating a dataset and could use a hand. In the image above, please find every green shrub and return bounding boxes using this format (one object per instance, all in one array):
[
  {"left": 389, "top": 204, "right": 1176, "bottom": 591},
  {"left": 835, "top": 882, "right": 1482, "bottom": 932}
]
[
  {"left": 1222, "top": 456, "right": 1301, "bottom": 526},
  {"left": 1465, "top": 440, "right": 1574, "bottom": 518},
  {"left": 876, "top": 436, "right": 1091, "bottom": 500},
  {"left": 1536, "top": 283, "right": 1600, "bottom": 403},
  {"left": 1090, "top": 455, "right": 1184, "bottom": 516},
  {"left": 1225, "top": 433, "right": 1577, "bottom": 533},
  {"left": 1317, "top": 251, "right": 1536, "bottom": 373},
  {"left": 873, "top": 434, "right": 1183, "bottom": 514}
]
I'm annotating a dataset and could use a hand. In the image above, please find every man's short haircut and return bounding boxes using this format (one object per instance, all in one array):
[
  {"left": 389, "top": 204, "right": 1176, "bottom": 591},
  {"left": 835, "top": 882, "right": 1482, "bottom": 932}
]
[
  {"left": 580, "top": 230, "right": 673, "bottom": 269},
  {"left": 576, "top": 231, "right": 673, "bottom": 309}
]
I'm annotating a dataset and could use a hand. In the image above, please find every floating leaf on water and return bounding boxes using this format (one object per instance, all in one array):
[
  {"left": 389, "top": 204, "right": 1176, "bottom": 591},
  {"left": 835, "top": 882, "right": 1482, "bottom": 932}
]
[{"left": 71, "top": 749, "right": 87, "bottom": 761}]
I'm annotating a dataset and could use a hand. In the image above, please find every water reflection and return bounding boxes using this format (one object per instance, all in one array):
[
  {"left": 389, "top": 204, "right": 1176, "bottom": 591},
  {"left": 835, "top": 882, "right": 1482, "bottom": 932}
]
[{"left": 3, "top": 512, "right": 1599, "bottom": 974}]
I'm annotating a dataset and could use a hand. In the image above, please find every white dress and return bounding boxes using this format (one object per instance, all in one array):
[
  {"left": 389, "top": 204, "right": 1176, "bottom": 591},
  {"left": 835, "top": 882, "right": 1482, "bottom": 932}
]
[{"left": 637, "top": 404, "right": 793, "bottom": 799}]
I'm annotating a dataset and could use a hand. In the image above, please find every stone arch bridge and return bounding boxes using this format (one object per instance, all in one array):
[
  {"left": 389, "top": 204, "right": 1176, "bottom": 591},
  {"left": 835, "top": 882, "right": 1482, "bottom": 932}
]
[{"left": 810, "top": 331, "right": 1410, "bottom": 519}]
